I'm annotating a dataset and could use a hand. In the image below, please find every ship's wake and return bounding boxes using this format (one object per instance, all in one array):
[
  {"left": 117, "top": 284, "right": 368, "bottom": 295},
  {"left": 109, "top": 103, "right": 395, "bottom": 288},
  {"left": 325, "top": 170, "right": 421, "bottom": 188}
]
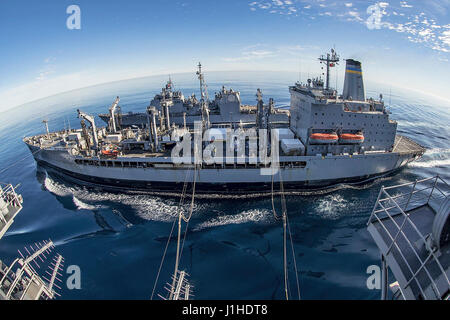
[
  {"left": 43, "top": 174, "right": 276, "bottom": 229},
  {"left": 193, "top": 209, "right": 273, "bottom": 231},
  {"left": 407, "top": 148, "right": 450, "bottom": 169},
  {"left": 314, "top": 194, "right": 349, "bottom": 220},
  {"left": 43, "top": 175, "right": 205, "bottom": 222},
  {"left": 72, "top": 195, "right": 106, "bottom": 211}
]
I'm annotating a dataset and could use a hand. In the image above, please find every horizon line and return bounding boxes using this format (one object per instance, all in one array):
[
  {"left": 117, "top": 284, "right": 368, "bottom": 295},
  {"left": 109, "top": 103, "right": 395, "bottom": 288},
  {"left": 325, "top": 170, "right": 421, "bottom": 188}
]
[{"left": 2, "top": 68, "right": 449, "bottom": 114}]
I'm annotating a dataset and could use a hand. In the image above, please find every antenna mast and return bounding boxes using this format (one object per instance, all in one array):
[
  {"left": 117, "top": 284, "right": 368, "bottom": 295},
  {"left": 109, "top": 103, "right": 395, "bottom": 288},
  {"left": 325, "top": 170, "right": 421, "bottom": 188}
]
[
  {"left": 318, "top": 48, "right": 340, "bottom": 91},
  {"left": 42, "top": 120, "right": 49, "bottom": 137},
  {"left": 196, "top": 62, "right": 210, "bottom": 128}
]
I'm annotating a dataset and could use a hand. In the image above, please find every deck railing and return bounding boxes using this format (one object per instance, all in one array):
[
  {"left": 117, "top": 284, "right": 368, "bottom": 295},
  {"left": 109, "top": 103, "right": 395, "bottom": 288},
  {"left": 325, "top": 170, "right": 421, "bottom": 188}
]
[
  {"left": 368, "top": 175, "right": 449, "bottom": 299},
  {"left": 0, "top": 183, "right": 22, "bottom": 224}
]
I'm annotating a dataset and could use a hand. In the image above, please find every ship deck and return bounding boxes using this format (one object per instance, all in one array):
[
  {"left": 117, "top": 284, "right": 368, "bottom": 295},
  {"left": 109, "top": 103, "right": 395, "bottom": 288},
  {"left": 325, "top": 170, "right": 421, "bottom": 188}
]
[
  {"left": 393, "top": 135, "right": 426, "bottom": 154},
  {"left": 369, "top": 205, "right": 449, "bottom": 299},
  {"left": 85, "top": 134, "right": 426, "bottom": 160},
  {"left": 367, "top": 176, "right": 449, "bottom": 300}
]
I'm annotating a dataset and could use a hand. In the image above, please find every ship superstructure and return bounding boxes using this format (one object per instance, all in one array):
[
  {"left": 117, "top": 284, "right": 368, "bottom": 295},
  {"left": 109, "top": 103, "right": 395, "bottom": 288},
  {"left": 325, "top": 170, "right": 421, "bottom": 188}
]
[
  {"left": 290, "top": 56, "right": 397, "bottom": 157},
  {"left": 24, "top": 50, "right": 425, "bottom": 195},
  {"left": 99, "top": 63, "right": 289, "bottom": 128}
]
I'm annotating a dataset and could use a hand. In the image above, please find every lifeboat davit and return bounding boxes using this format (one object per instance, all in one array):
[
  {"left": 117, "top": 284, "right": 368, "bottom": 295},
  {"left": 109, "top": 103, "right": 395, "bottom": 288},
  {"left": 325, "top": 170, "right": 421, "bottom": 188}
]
[
  {"left": 309, "top": 133, "right": 339, "bottom": 144},
  {"left": 339, "top": 133, "right": 364, "bottom": 144}
]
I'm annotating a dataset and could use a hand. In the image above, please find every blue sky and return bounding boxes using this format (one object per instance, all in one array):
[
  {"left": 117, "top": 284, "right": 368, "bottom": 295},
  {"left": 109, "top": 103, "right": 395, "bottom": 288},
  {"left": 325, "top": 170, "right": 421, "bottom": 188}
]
[{"left": 0, "top": 0, "right": 449, "bottom": 111}]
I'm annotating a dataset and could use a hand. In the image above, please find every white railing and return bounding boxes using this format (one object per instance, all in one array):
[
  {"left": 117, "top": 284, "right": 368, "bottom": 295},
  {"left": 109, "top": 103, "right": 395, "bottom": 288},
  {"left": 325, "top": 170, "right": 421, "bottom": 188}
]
[
  {"left": 368, "top": 175, "right": 449, "bottom": 299},
  {"left": 0, "top": 183, "right": 22, "bottom": 223}
]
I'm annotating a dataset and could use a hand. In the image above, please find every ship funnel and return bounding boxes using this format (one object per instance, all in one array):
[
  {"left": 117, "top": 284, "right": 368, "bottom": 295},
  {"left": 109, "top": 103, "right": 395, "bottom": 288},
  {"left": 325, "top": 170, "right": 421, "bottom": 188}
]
[{"left": 342, "top": 59, "right": 365, "bottom": 101}]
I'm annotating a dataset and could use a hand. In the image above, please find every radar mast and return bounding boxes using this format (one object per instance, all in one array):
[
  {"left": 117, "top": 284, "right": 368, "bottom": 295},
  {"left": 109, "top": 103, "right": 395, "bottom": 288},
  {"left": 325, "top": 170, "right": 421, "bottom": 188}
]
[
  {"left": 318, "top": 48, "right": 340, "bottom": 91},
  {"left": 196, "top": 62, "right": 210, "bottom": 128}
]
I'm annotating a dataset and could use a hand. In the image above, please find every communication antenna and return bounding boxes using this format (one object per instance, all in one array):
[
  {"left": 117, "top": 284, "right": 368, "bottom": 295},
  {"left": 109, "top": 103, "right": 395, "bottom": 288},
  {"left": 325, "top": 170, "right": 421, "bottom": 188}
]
[
  {"left": 298, "top": 58, "right": 302, "bottom": 83},
  {"left": 42, "top": 119, "right": 49, "bottom": 137},
  {"left": 318, "top": 48, "right": 340, "bottom": 91},
  {"left": 196, "top": 62, "right": 210, "bottom": 128},
  {"left": 335, "top": 63, "right": 339, "bottom": 93}
]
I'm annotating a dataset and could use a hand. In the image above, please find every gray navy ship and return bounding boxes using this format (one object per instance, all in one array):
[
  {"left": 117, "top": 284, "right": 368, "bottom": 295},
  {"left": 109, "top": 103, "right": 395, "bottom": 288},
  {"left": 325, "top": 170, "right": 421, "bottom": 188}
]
[
  {"left": 24, "top": 50, "right": 426, "bottom": 195},
  {"left": 98, "top": 63, "right": 290, "bottom": 128}
]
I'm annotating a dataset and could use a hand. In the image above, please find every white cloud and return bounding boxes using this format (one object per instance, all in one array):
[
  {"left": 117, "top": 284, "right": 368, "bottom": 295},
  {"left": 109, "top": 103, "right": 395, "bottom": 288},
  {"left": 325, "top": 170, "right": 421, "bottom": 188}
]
[
  {"left": 247, "top": 0, "right": 450, "bottom": 54},
  {"left": 222, "top": 44, "right": 319, "bottom": 63},
  {"left": 440, "top": 30, "right": 450, "bottom": 46},
  {"left": 400, "top": 1, "right": 413, "bottom": 8},
  {"left": 347, "top": 10, "right": 363, "bottom": 22},
  {"left": 223, "top": 49, "right": 276, "bottom": 62}
]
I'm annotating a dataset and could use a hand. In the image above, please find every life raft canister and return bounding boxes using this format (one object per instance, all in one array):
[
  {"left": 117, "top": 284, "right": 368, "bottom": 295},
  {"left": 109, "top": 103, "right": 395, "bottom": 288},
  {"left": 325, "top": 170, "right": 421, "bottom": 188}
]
[
  {"left": 339, "top": 133, "right": 365, "bottom": 144},
  {"left": 309, "top": 133, "right": 339, "bottom": 144}
]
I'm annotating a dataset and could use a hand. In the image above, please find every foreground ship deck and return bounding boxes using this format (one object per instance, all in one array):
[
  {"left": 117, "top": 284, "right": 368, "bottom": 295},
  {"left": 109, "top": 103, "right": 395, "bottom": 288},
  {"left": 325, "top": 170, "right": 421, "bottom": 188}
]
[
  {"left": 0, "top": 240, "right": 64, "bottom": 300},
  {"left": 367, "top": 176, "right": 450, "bottom": 300},
  {"left": 0, "top": 183, "right": 23, "bottom": 240},
  {"left": 0, "top": 184, "right": 64, "bottom": 300}
]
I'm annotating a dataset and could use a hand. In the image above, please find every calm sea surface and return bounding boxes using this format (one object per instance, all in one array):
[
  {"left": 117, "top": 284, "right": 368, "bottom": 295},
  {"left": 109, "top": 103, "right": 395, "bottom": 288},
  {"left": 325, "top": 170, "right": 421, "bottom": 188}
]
[{"left": 0, "top": 71, "right": 448, "bottom": 299}]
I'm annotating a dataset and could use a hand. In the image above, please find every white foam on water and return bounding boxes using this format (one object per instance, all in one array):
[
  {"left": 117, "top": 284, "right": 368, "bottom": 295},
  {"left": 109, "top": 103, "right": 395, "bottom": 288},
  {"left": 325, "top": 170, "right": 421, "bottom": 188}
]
[
  {"left": 408, "top": 159, "right": 450, "bottom": 168},
  {"left": 424, "top": 148, "right": 450, "bottom": 155},
  {"left": 408, "top": 148, "right": 450, "bottom": 169},
  {"left": 44, "top": 176, "right": 73, "bottom": 197},
  {"left": 43, "top": 176, "right": 202, "bottom": 222},
  {"left": 193, "top": 209, "right": 272, "bottom": 231},
  {"left": 314, "top": 194, "right": 349, "bottom": 220},
  {"left": 72, "top": 195, "right": 105, "bottom": 211}
]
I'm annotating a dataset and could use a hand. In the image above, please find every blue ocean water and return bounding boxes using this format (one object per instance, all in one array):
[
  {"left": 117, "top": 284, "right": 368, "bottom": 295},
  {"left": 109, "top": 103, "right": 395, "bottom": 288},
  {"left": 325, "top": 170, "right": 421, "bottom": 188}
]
[{"left": 0, "top": 71, "right": 448, "bottom": 299}]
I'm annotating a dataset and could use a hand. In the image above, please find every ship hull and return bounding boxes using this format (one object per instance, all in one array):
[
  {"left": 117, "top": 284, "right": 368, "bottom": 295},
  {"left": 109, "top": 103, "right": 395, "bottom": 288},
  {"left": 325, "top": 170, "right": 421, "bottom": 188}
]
[
  {"left": 39, "top": 160, "right": 403, "bottom": 196},
  {"left": 27, "top": 143, "right": 423, "bottom": 195}
]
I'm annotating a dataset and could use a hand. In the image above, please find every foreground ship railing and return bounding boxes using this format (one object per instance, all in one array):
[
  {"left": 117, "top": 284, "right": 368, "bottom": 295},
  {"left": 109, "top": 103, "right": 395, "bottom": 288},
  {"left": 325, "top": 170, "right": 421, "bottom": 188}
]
[
  {"left": 367, "top": 175, "right": 450, "bottom": 300},
  {"left": 0, "top": 183, "right": 23, "bottom": 240},
  {"left": 0, "top": 240, "right": 64, "bottom": 300}
]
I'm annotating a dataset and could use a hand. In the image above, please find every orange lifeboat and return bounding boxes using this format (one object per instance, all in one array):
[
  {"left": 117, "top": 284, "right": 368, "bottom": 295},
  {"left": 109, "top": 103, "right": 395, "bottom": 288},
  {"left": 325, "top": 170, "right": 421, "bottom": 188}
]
[
  {"left": 339, "top": 133, "right": 364, "bottom": 144},
  {"left": 309, "top": 133, "right": 338, "bottom": 144},
  {"left": 101, "top": 145, "right": 119, "bottom": 157},
  {"left": 101, "top": 149, "right": 119, "bottom": 156}
]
